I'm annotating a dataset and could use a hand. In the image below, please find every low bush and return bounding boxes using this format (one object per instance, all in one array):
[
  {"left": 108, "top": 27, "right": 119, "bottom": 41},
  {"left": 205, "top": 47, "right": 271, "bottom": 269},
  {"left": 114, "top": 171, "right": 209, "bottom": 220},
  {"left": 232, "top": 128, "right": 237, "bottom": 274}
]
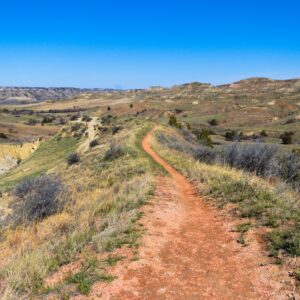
[
  {"left": 0, "top": 132, "right": 8, "bottom": 139},
  {"left": 67, "top": 152, "right": 80, "bottom": 165},
  {"left": 208, "top": 118, "right": 218, "bottom": 126},
  {"left": 193, "top": 147, "right": 217, "bottom": 164},
  {"left": 285, "top": 118, "right": 296, "bottom": 124},
  {"left": 274, "top": 153, "right": 300, "bottom": 191},
  {"left": 222, "top": 143, "right": 277, "bottom": 176},
  {"left": 14, "top": 174, "right": 63, "bottom": 222},
  {"left": 195, "top": 129, "right": 213, "bottom": 148},
  {"left": 225, "top": 130, "right": 242, "bottom": 141},
  {"left": 70, "top": 114, "right": 79, "bottom": 121},
  {"left": 103, "top": 144, "right": 125, "bottom": 161},
  {"left": 82, "top": 115, "right": 92, "bottom": 122},
  {"left": 156, "top": 132, "right": 195, "bottom": 155},
  {"left": 89, "top": 139, "right": 99, "bottom": 148},
  {"left": 260, "top": 130, "right": 268, "bottom": 137},
  {"left": 41, "top": 116, "right": 54, "bottom": 125},
  {"left": 71, "top": 123, "right": 81, "bottom": 132},
  {"left": 181, "top": 129, "right": 196, "bottom": 143},
  {"left": 112, "top": 126, "right": 122, "bottom": 135},
  {"left": 101, "top": 115, "right": 113, "bottom": 125},
  {"left": 26, "top": 119, "right": 38, "bottom": 126},
  {"left": 168, "top": 115, "right": 182, "bottom": 129},
  {"left": 280, "top": 131, "right": 294, "bottom": 144},
  {"left": 174, "top": 108, "right": 183, "bottom": 114}
]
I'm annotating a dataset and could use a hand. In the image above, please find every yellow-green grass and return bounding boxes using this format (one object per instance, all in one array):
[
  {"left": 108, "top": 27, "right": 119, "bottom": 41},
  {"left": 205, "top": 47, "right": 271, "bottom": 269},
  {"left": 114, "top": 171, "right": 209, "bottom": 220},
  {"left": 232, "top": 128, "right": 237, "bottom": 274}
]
[
  {"left": 0, "top": 120, "right": 157, "bottom": 299},
  {"left": 0, "top": 136, "right": 78, "bottom": 191}
]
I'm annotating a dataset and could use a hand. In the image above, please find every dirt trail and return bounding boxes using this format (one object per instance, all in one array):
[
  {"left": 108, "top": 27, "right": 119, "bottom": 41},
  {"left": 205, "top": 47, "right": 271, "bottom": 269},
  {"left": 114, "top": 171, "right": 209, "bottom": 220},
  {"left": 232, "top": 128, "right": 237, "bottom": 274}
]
[
  {"left": 78, "top": 117, "right": 98, "bottom": 153},
  {"left": 86, "top": 133, "right": 293, "bottom": 300}
]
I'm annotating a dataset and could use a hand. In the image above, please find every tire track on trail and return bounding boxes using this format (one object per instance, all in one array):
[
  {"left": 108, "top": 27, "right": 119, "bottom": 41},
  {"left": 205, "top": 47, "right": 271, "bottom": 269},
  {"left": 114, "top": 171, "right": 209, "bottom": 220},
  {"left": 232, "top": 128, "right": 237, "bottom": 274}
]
[{"left": 87, "top": 132, "right": 292, "bottom": 300}]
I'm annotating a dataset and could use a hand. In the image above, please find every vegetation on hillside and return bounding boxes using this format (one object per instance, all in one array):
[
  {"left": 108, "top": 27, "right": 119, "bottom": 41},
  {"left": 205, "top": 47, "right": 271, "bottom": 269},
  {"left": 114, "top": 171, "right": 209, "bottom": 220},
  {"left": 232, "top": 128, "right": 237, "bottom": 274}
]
[
  {"left": 153, "top": 126, "right": 300, "bottom": 257},
  {"left": 0, "top": 119, "right": 157, "bottom": 299},
  {"left": 1, "top": 78, "right": 300, "bottom": 297}
]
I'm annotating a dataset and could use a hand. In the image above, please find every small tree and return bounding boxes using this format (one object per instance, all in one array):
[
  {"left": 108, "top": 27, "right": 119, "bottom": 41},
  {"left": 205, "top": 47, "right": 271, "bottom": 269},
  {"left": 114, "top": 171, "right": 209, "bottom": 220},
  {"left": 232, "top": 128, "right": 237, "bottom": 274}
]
[
  {"left": 129, "top": 103, "right": 133, "bottom": 108},
  {"left": 168, "top": 115, "right": 182, "bottom": 128},
  {"left": 169, "top": 115, "right": 177, "bottom": 126},
  {"left": 280, "top": 132, "right": 294, "bottom": 145},
  {"left": 107, "top": 106, "right": 111, "bottom": 111},
  {"left": 196, "top": 129, "right": 213, "bottom": 148}
]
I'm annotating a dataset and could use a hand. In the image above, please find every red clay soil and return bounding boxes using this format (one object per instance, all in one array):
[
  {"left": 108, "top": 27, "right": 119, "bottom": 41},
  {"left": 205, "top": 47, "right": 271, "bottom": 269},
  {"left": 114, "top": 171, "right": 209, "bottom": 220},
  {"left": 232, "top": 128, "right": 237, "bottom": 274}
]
[{"left": 79, "top": 133, "right": 296, "bottom": 300}]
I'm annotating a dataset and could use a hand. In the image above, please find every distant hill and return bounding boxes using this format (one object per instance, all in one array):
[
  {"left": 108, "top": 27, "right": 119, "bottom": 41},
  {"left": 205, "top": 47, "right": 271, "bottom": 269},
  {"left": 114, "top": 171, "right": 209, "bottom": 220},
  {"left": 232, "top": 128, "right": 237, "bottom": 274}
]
[{"left": 0, "top": 87, "right": 114, "bottom": 104}]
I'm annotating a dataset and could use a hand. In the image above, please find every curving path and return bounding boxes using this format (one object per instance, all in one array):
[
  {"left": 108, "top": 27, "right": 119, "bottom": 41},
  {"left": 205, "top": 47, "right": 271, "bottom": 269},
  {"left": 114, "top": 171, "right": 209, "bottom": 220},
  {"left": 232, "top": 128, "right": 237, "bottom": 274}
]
[{"left": 88, "top": 133, "right": 291, "bottom": 300}]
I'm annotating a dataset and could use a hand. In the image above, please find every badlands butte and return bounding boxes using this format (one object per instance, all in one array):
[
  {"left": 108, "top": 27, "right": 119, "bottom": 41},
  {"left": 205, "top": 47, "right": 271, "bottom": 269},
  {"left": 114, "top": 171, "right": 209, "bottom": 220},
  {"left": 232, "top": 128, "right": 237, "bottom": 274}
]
[{"left": 0, "top": 77, "right": 300, "bottom": 299}]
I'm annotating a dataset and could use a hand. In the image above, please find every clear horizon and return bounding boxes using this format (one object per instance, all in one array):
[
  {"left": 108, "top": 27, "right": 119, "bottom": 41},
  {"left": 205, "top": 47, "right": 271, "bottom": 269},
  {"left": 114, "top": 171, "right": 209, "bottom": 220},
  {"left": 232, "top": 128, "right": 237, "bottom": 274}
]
[
  {"left": 1, "top": 75, "right": 300, "bottom": 90},
  {"left": 0, "top": 0, "right": 299, "bottom": 89}
]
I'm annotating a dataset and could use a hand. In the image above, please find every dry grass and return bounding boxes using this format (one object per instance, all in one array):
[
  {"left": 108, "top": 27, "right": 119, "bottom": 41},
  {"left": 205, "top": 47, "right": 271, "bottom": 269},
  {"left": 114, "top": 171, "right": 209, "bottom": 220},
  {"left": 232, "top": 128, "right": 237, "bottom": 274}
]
[
  {"left": 152, "top": 126, "right": 300, "bottom": 257},
  {"left": 0, "top": 120, "right": 155, "bottom": 299}
]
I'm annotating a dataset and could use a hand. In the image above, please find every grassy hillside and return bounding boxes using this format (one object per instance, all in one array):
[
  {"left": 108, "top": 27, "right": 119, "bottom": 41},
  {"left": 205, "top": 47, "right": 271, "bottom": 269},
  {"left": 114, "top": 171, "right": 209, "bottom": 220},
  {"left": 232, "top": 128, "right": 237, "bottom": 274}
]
[
  {"left": 0, "top": 118, "right": 161, "bottom": 299},
  {"left": 0, "top": 136, "right": 78, "bottom": 190},
  {"left": 0, "top": 78, "right": 300, "bottom": 298}
]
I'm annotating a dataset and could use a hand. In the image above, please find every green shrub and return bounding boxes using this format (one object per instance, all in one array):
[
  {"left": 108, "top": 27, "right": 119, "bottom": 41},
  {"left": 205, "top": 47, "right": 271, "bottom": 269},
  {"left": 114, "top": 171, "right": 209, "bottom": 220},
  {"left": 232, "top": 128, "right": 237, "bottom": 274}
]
[
  {"left": 196, "top": 129, "right": 213, "bottom": 148},
  {"left": 168, "top": 115, "right": 182, "bottom": 129},
  {"left": 268, "top": 229, "right": 300, "bottom": 256}
]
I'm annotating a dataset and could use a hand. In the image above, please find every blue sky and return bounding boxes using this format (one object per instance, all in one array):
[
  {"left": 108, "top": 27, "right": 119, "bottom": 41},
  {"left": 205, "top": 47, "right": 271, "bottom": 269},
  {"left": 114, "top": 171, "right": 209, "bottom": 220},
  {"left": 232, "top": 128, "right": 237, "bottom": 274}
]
[{"left": 0, "top": 0, "right": 299, "bottom": 88}]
